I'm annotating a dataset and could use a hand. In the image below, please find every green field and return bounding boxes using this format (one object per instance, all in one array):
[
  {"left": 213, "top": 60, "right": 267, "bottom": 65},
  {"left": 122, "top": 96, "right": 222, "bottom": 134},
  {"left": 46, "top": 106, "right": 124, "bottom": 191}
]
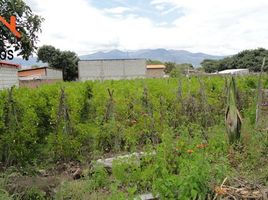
[{"left": 0, "top": 76, "right": 268, "bottom": 199}]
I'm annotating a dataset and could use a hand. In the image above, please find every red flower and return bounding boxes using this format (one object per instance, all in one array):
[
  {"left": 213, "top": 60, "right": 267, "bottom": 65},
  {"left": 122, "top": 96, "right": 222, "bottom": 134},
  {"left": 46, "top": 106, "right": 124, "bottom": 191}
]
[
  {"left": 196, "top": 143, "right": 208, "bottom": 149},
  {"left": 187, "top": 149, "right": 194, "bottom": 154}
]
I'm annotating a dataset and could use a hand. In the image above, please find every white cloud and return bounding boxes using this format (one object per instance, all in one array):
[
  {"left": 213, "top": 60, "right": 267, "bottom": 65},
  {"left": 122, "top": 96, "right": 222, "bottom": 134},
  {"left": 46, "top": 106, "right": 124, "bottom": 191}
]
[
  {"left": 150, "top": 0, "right": 174, "bottom": 6},
  {"left": 169, "top": 0, "right": 268, "bottom": 54},
  {"left": 150, "top": 0, "right": 178, "bottom": 14},
  {"left": 103, "top": 7, "right": 131, "bottom": 15},
  {"left": 155, "top": 4, "right": 166, "bottom": 11},
  {"left": 25, "top": 0, "right": 268, "bottom": 55}
]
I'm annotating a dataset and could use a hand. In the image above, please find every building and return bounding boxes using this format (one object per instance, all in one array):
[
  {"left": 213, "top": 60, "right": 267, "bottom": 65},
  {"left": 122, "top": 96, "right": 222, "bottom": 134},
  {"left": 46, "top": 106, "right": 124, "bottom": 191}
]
[
  {"left": 18, "top": 67, "right": 63, "bottom": 88},
  {"left": 0, "top": 61, "right": 20, "bottom": 89},
  {"left": 78, "top": 59, "right": 146, "bottom": 81},
  {"left": 217, "top": 69, "right": 249, "bottom": 75},
  {"left": 146, "top": 65, "right": 166, "bottom": 78}
]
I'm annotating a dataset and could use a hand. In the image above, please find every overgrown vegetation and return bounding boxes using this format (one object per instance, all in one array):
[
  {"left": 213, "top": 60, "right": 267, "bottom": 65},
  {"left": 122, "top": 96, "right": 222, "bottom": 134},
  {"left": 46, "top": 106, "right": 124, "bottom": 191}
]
[{"left": 0, "top": 75, "right": 267, "bottom": 199}]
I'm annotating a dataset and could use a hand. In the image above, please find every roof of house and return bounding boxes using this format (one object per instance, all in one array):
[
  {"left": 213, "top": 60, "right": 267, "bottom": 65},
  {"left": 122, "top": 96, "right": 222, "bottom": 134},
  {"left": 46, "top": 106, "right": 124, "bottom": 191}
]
[
  {"left": 146, "top": 65, "right": 166, "bottom": 69},
  {"left": 218, "top": 69, "right": 249, "bottom": 74},
  {"left": 18, "top": 66, "right": 62, "bottom": 72},
  {"left": 79, "top": 58, "right": 145, "bottom": 62},
  {"left": 0, "top": 61, "right": 20, "bottom": 68}
]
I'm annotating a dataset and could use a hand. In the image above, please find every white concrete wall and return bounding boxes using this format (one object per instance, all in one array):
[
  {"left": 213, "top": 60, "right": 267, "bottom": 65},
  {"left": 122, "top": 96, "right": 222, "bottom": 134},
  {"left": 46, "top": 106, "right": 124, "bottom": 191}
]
[
  {"left": 78, "top": 59, "right": 146, "bottom": 81},
  {"left": 0, "top": 67, "right": 19, "bottom": 89},
  {"left": 45, "top": 68, "right": 63, "bottom": 80}
]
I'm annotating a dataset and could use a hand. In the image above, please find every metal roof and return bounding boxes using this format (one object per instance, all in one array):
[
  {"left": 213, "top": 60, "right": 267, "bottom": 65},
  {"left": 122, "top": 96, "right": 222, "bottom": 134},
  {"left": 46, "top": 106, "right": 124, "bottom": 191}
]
[
  {"left": 218, "top": 69, "right": 249, "bottom": 74},
  {"left": 146, "top": 65, "right": 166, "bottom": 69},
  {"left": 0, "top": 61, "right": 20, "bottom": 68},
  {"left": 79, "top": 58, "right": 145, "bottom": 62},
  {"left": 18, "top": 66, "right": 62, "bottom": 72}
]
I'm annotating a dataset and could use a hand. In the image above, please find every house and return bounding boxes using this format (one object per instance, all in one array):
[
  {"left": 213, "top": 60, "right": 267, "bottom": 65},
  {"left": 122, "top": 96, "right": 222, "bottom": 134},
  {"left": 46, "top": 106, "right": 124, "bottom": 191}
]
[
  {"left": 0, "top": 61, "right": 20, "bottom": 89},
  {"left": 18, "top": 67, "right": 63, "bottom": 88},
  {"left": 146, "top": 65, "right": 166, "bottom": 78},
  {"left": 217, "top": 69, "right": 249, "bottom": 75},
  {"left": 78, "top": 59, "right": 146, "bottom": 81}
]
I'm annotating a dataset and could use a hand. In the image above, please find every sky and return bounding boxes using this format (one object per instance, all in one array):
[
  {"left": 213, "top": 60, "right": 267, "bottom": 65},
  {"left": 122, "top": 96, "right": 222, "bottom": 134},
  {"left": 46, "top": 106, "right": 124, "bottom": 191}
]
[{"left": 25, "top": 0, "right": 268, "bottom": 56}]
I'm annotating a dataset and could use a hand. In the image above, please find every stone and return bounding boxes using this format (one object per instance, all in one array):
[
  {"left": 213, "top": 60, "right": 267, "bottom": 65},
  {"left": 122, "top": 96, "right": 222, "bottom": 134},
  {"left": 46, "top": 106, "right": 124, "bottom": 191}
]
[
  {"left": 37, "top": 169, "right": 49, "bottom": 177},
  {"left": 134, "top": 193, "right": 159, "bottom": 200},
  {"left": 96, "top": 152, "right": 155, "bottom": 169},
  {"left": 72, "top": 168, "right": 82, "bottom": 180}
]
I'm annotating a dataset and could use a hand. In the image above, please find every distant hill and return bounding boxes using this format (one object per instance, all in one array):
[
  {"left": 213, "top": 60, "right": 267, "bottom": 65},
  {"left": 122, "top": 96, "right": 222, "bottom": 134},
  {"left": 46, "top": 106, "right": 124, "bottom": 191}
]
[
  {"left": 80, "top": 49, "right": 224, "bottom": 66},
  {"left": 7, "top": 49, "right": 224, "bottom": 67},
  {"left": 4, "top": 57, "right": 46, "bottom": 69}
]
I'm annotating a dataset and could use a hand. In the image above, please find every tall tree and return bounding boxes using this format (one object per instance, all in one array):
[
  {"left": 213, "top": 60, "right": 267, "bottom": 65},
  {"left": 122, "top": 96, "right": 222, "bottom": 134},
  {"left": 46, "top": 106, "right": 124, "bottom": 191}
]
[
  {"left": 169, "top": 63, "right": 193, "bottom": 77},
  {"left": 59, "top": 51, "right": 79, "bottom": 81},
  {"left": 0, "top": 0, "right": 43, "bottom": 59},
  {"left": 201, "top": 59, "right": 220, "bottom": 73},
  {"left": 36, "top": 45, "right": 61, "bottom": 65},
  {"left": 164, "top": 62, "right": 176, "bottom": 74},
  {"left": 37, "top": 45, "right": 79, "bottom": 81}
]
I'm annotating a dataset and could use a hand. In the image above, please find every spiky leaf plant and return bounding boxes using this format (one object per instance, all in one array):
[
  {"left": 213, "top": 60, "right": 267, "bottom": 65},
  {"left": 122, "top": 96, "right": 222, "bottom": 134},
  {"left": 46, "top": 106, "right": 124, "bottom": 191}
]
[{"left": 225, "top": 77, "right": 242, "bottom": 144}]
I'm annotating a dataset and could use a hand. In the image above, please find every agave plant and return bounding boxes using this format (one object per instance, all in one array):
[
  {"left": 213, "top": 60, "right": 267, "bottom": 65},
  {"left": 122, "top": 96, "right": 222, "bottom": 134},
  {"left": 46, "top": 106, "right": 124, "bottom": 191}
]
[{"left": 225, "top": 77, "right": 242, "bottom": 144}]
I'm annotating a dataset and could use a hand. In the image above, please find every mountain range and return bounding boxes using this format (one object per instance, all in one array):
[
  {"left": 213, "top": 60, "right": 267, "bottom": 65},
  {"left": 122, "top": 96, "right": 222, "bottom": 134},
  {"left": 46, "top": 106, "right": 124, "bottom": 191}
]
[
  {"left": 9, "top": 49, "right": 224, "bottom": 68},
  {"left": 80, "top": 49, "right": 224, "bottom": 66},
  {"left": 10, "top": 57, "right": 45, "bottom": 68}
]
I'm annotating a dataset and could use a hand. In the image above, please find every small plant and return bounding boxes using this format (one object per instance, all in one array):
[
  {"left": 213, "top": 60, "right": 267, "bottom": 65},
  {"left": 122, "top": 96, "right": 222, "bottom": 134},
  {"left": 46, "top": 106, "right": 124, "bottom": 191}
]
[
  {"left": 48, "top": 87, "right": 81, "bottom": 161},
  {"left": 22, "top": 187, "right": 45, "bottom": 200},
  {"left": 90, "top": 164, "right": 109, "bottom": 189},
  {"left": 0, "top": 189, "right": 12, "bottom": 200},
  {"left": 80, "top": 83, "right": 94, "bottom": 122},
  {"left": 0, "top": 87, "right": 39, "bottom": 166},
  {"left": 56, "top": 87, "right": 72, "bottom": 134},
  {"left": 103, "top": 88, "right": 115, "bottom": 123}
]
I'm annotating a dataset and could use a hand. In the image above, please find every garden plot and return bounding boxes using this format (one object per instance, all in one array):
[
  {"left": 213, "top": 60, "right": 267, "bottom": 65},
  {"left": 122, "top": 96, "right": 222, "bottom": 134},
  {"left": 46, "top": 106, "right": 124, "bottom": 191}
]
[{"left": 0, "top": 76, "right": 268, "bottom": 199}]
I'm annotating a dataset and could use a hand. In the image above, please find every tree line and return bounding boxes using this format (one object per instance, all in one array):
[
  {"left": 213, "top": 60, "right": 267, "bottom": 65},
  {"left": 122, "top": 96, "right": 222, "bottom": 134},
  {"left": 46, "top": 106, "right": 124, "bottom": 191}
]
[{"left": 201, "top": 48, "right": 268, "bottom": 73}]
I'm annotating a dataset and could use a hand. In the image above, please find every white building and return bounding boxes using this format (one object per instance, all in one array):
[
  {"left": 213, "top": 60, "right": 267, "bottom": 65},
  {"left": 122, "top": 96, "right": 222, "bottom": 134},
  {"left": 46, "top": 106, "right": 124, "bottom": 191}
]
[
  {"left": 78, "top": 59, "right": 146, "bottom": 81},
  {"left": 0, "top": 61, "right": 19, "bottom": 89},
  {"left": 217, "top": 69, "right": 249, "bottom": 75}
]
